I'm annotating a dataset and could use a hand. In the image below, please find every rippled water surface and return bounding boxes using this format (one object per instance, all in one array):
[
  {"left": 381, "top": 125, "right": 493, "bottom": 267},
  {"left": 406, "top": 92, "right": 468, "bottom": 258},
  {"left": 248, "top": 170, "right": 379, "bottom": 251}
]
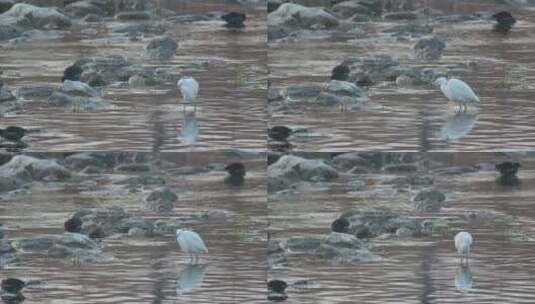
[
  {"left": 1, "top": 152, "right": 267, "bottom": 303},
  {"left": 1, "top": 1, "right": 267, "bottom": 151},
  {"left": 269, "top": 153, "right": 535, "bottom": 303},
  {"left": 269, "top": 0, "right": 535, "bottom": 151}
]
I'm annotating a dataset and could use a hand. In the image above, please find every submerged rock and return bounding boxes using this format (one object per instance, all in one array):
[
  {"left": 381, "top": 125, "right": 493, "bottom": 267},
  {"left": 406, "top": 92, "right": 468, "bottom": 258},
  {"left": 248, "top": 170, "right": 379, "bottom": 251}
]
[
  {"left": 0, "top": 155, "right": 71, "bottom": 192},
  {"left": 143, "top": 187, "right": 177, "bottom": 213},
  {"left": 413, "top": 189, "right": 446, "bottom": 212},
  {"left": 17, "top": 85, "right": 56, "bottom": 99},
  {"left": 268, "top": 3, "right": 339, "bottom": 40},
  {"left": 268, "top": 155, "right": 339, "bottom": 192},
  {"left": 145, "top": 36, "right": 178, "bottom": 60},
  {"left": 414, "top": 36, "right": 446, "bottom": 61}
]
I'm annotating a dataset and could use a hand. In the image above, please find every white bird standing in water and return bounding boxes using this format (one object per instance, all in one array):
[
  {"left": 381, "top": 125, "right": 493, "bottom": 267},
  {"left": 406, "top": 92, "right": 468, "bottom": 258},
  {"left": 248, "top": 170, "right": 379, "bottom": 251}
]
[
  {"left": 176, "top": 229, "right": 208, "bottom": 264},
  {"left": 434, "top": 77, "right": 479, "bottom": 112},
  {"left": 454, "top": 231, "right": 473, "bottom": 265},
  {"left": 177, "top": 77, "right": 199, "bottom": 112}
]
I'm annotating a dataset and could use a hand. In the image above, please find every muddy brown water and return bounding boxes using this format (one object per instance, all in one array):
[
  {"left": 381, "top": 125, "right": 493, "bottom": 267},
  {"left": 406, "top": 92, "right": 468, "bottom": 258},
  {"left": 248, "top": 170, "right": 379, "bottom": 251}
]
[
  {"left": 269, "top": 153, "right": 535, "bottom": 303},
  {"left": 0, "top": 1, "right": 267, "bottom": 152},
  {"left": 0, "top": 152, "right": 267, "bottom": 303},
  {"left": 269, "top": 0, "right": 535, "bottom": 152}
]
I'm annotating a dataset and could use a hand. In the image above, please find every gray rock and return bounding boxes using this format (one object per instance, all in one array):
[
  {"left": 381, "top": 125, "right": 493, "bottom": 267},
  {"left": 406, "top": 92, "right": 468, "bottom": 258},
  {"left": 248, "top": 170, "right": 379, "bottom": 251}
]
[
  {"left": 0, "top": 89, "right": 16, "bottom": 103},
  {"left": 0, "top": 155, "right": 70, "bottom": 191},
  {"left": 414, "top": 36, "right": 446, "bottom": 61},
  {"left": 413, "top": 189, "right": 446, "bottom": 212},
  {"left": 385, "top": 174, "right": 433, "bottom": 187},
  {"left": 268, "top": 240, "right": 284, "bottom": 254},
  {"left": 116, "top": 11, "right": 152, "bottom": 20},
  {"left": 13, "top": 238, "right": 54, "bottom": 251},
  {"left": 61, "top": 80, "right": 102, "bottom": 98},
  {"left": 111, "top": 23, "right": 166, "bottom": 35},
  {"left": 287, "top": 237, "right": 321, "bottom": 252},
  {"left": 143, "top": 187, "right": 177, "bottom": 213},
  {"left": 332, "top": 0, "right": 382, "bottom": 19},
  {"left": 48, "top": 91, "right": 112, "bottom": 111},
  {"left": 268, "top": 155, "right": 339, "bottom": 192},
  {"left": 57, "top": 232, "right": 99, "bottom": 250},
  {"left": 0, "top": 240, "right": 14, "bottom": 254},
  {"left": 268, "top": 3, "right": 339, "bottom": 40},
  {"left": 115, "top": 163, "right": 151, "bottom": 172},
  {"left": 65, "top": 1, "right": 106, "bottom": 18},
  {"left": 324, "top": 80, "right": 367, "bottom": 97},
  {"left": 383, "top": 11, "right": 419, "bottom": 20},
  {"left": 323, "top": 232, "right": 365, "bottom": 249},
  {"left": 114, "top": 217, "right": 153, "bottom": 234},
  {"left": 268, "top": 87, "right": 285, "bottom": 102},
  {"left": 113, "top": 175, "right": 166, "bottom": 186},
  {"left": 287, "top": 83, "right": 322, "bottom": 99},
  {"left": 145, "top": 36, "right": 177, "bottom": 60},
  {"left": 1, "top": 4, "right": 71, "bottom": 31},
  {"left": 17, "top": 85, "right": 56, "bottom": 99},
  {"left": 383, "top": 24, "right": 433, "bottom": 36}
]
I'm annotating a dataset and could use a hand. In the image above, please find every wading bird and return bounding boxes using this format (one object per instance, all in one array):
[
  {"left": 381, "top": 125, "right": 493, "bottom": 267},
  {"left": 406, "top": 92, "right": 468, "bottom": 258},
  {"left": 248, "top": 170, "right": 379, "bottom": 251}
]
[
  {"left": 176, "top": 229, "right": 208, "bottom": 264},
  {"left": 434, "top": 77, "right": 479, "bottom": 112},
  {"left": 492, "top": 11, "right": 516, "bottom": 33},
  {"left": 454, "top": 231, "right": 473, "bottom": 265},
  {"left": 177, "top": 77, "right": 199, "bottom": 112}
]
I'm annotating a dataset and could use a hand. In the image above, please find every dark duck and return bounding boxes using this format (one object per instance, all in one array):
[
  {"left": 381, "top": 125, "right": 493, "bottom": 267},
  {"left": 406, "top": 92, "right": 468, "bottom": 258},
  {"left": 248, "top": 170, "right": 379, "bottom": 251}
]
[
  {"left": 492, "top": 11, "right": 516, "bottom": 33},
  {"left": 496, "top": 161, "right": 520, "bottom": 185},
  {"left": 224, "top": 162, "right": 246, "bottom": 185},
  {"left": 221, "top": 12, "right": 246, "bottom": 28}
]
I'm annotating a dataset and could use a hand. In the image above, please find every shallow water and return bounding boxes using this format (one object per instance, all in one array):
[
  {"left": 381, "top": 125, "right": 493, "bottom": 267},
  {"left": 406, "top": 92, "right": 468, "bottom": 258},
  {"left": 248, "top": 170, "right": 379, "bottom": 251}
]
[
  {"left": 0, "top": 152, "right": 267, "bottom": 303},
  {"left": 0, "top": 1, "right": 267, "bottom": 152},
  {"left": 269, "top": 153, "right": 535, "bottom": 303},
  {"left": 268, "top": 0, "right": 535, "bottom": 152}
]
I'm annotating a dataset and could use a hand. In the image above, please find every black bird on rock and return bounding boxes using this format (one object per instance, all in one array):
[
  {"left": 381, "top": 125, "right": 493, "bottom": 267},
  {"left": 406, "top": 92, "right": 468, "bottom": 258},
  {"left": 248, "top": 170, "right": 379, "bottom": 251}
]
[
  {"left": 221, "top": 12, "right": 246, "bottom": 28},
  {"left": 267, "top": 279, "right": 288, "bottom": 294},
  {"left": 224, "top": 162, "right": 246, "bottom": 185},
  {"left": 64, "top": 216, "right": 83, "bottom": 233},
  {"left": 492, "top": 11, "right": 516, "bottom": 33},
  {"left": 268, "top": 126, "right": 293, "bottom": 142},
  {"left": 0, "top": 126, "right": 26, "bottom": 142},
  {"left": 1, "top": 278, "right": 25, "bottom": 294},
  {"left": 61, "top": 63, "right": 83, "bottom": 82},
  {"left": 330, "top": 64, "right": 350, "bottom": 81},
  {"left": 331, "top": 217, "right": 350, "bottom": 233},
  {"left": 496, "top": 161, "right": 520, "bottom": 185}
]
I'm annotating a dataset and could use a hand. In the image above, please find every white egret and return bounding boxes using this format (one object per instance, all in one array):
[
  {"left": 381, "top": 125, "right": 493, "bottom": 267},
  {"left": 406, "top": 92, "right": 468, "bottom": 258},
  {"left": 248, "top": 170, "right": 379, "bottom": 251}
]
[
  {"left": 454, "top": 231, "right": 473, "bottom": 265},
  {"left": 176, "top": 229, "right": 208, "bottom": 264},
  {"left": 177, "top": 77, "right": 199, "bottom": 112},
  {"left": 434, "top": 77, "right": 479, "bottom": 112}
]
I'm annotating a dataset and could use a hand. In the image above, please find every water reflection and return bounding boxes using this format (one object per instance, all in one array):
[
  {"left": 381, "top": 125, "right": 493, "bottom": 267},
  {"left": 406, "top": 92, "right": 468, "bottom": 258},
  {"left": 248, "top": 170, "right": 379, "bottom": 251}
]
[
  {"left": 441, "top": 111, "right": 479, "bottom": 141},
  {"left": 176, "top": 264, "right": 208, "bottom": 295},
  {"left": 455, "top": 265, "right": 473, "bottom": 293},
  {"left": 178, "top": 110, "right": 199, "bottom": 145}
]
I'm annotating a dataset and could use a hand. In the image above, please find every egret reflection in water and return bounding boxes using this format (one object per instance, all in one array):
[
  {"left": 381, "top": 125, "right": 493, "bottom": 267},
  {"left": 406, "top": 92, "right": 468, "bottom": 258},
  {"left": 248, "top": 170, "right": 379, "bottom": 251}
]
[
  {"left": 178, "top": 110, "right": 199, "bottom": 145},
  {"left": 441, "top": 111, "right": 479, "bottom": 141},
  {"left": 455, "top": 265, "right": 473, "bottom": 293},
  {"left": 176, "top": 264, "right": 208, "bottom": 295}
]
